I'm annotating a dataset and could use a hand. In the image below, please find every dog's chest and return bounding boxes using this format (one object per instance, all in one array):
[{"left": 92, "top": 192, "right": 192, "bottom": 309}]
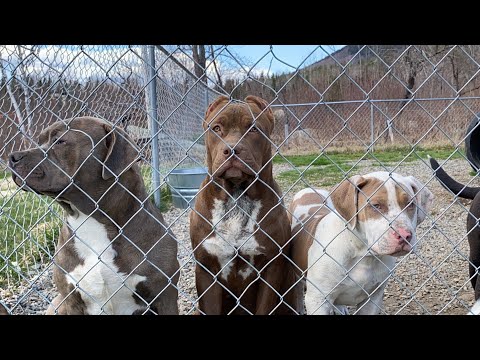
[
  {"left": 336, "top": 257, "right": 391, "bottom": 305},
  {"left": 202, "top": 197, "right": 264, "bottom": 280},
  {"left": 66, "top": 212, "right": 146, "bottom": 315}
]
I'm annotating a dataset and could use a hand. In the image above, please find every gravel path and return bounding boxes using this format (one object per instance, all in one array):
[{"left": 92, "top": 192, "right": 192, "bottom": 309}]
[{"left": 2, "top": 157, "right": 479, "bottom": 315}]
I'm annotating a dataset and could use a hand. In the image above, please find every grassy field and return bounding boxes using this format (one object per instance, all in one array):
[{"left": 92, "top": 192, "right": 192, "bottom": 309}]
[
  {"left": 0, "top": 169, "right": 61, "bottom": 287},
  {"left": 273, "top": 145, "right": 466, "bottom": 188}
]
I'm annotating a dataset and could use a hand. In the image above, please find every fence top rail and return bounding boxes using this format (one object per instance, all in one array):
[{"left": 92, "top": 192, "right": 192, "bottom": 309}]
[{"left": 270, "top": 96, "right": 480, "bottom": 107}]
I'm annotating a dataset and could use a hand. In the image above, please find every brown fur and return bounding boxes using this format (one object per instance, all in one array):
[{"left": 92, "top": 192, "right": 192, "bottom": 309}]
[
  {"left": 190, "top": 96, "right": 297, "bottom": 315},
  {"left": 0, "top": 303, "right": 8, "bottom": 315},
  {"left": 9, "top": 117, "right": 179, "bottom": 315},
  {"left": 356, "top": 179, "right": 415, "bottom": 222},
  {"left": 289, "top": 192, "right": 330, "bottom": 273},
  {"left": 330, "top": 176, "right": 368, "bottom": 228}
]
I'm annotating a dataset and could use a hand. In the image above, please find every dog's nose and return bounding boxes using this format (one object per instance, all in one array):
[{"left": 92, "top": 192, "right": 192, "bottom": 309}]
[
  {"left": 392, "top": 228, "right": 412, "bottom": 243},
  {"left": 9, "top": 152, "right": 25, "bottom": 165},
  {"left": 223, "top": 146, "right": 240, "bottom": 157}
]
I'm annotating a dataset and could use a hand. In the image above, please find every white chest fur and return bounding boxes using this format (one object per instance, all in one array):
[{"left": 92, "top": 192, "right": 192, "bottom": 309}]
[
  {"left": 202, "top": 196, "right": 263, "bottom": 280},
  {"left": 66, "top": 212, "right": 146, "bottom": 315}
]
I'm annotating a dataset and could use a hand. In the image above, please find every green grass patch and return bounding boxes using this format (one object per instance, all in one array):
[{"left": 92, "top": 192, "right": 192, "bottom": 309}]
[
  {"left": 277, "top": 163, "right": 355, "bottom": 187},
  {"left": 1, "top": 182, "right": 61, "bottom": 287},
  {"left": 140, "top": 165, "right": 172, "bottom": 212},
  {"left": 273, "top": 146, "right": 464, "bottom": 167},
  {"left": 274, "top": 146, "right": 467, "bottom": 192}
]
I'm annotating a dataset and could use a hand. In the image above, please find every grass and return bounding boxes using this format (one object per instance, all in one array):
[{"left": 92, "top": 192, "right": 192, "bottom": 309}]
[
  {"left": 140, "top": 165, "right": 172, "bottom": 213},
  {"left": 274, "top": 145, "right": 467, "bottom": 190},
  {"left": 0, "top": 175, "right": 62, "bottom": 287},
  {"left": 277, "top": 163, "right": 354, "bottom": 187},
  {"left": 273, "top": 145, "right": 464, "bottom": 167}
]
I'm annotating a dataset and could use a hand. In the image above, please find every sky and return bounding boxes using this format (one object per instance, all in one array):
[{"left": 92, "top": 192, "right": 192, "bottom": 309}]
[
  {"left": 230, "top": 45, "right": 345, "bottom": 75},
  {"left": 0, "top": 45, "right": 346, "bottom": 84}
]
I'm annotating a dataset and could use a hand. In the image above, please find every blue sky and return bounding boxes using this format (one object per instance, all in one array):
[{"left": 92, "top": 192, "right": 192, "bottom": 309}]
[{"left": 230, "top": 45, "right": 345, "bottom": 75}]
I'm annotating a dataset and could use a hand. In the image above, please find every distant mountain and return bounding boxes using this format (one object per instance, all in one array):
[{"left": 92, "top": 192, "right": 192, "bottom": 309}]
[{"left": 306, "top": 45, "right": 408, "bottom": 68}]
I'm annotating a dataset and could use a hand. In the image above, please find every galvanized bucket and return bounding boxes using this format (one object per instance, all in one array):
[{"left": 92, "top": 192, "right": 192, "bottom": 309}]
[{"left": 167, "top": 167, "right": 208, "bottom": 209}]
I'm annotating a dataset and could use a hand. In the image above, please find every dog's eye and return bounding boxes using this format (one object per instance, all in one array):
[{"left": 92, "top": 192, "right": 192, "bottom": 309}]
[
  {"left": 372, "top": 203, "right": 383, "bottom": 211},
  {"left": 212, "top": 125, "right": 221, "bottom": 132},
  {"left": 407, "top": 201, "right": 415, "bottom": 209},
  {"left": 53, "top": 138, "right": 66, "bottom": 145},
  {"left": 249, "top": 126, "right": 258, "bottom": 133}
]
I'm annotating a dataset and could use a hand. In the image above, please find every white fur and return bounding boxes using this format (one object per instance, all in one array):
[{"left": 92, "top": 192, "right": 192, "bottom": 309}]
[
  {"left": 202, "top": 197, "right": 263, "bottom": 280},
  {"left": 66, "top": 211, "right": 146, "bottom": 315},
  {"left": 468, "top": 299, "right": 480, "bottom": 315},
  {"left": 293, "top": 172, "right": 432, "bottom": 315},
  {"left": 304, "top": 213, "right": 395, "bottom": 315}
]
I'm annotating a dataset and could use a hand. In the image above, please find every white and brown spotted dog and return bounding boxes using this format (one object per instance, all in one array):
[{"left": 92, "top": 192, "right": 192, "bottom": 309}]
[{"left": 289, "top": 171, "right": 434, "bottom": 315}]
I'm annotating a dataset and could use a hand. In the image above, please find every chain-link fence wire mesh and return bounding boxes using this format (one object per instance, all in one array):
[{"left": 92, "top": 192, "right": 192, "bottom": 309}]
[
  {"left": 272, "top": 98, "right": 480, "bottom": 153},
  {"left": 1, "top": 44, "right": 480, "bottom": 314}
]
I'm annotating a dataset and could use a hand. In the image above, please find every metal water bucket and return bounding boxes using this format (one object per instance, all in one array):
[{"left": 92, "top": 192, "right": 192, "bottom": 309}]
[{"left": 167, "top": 167, "right": 208, "bottom": 209}]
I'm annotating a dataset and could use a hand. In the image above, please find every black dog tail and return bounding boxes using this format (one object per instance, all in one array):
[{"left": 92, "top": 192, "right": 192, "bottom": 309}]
[{"left": 429, "top": 156, "right": 480, "bottom": 200}]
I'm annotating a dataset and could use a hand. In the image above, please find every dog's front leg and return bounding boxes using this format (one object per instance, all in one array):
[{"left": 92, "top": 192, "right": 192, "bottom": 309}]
[
  {"left": 195, "top": 263, "right": 223, "bottom": 315},
  {"left": 304, "top": 279, "right": 336, "bottom": 315},
  {"left": 255, "top": 256, "right": 286, "bottom": 315},
  {"left": 45, "top": 295, "right": 64, "bottom": 315},
  {"left": 356, "top": 284, "right": 386, "bottom": 315}
]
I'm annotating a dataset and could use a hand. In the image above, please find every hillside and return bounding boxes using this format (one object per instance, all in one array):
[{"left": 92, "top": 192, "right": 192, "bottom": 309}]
[
  {"left": 224, "top": 45, "right": 480, "bottom": 103},
  {"left": 306, "top": 45, "right": 408, "bottom": 67}
]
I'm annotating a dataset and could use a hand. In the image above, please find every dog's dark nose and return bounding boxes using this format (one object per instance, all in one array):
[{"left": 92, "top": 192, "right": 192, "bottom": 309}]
[
  {"left": 9, "top": 152, "right": 25, "bottom": 165},
  {"left": 223, "top": 146, "right": 240, "bottom": 157}
]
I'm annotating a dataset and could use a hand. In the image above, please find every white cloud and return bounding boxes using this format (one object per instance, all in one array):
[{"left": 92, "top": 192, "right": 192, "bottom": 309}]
[
  {"left": 0, "top": 45, "right": 275, "bottom": 90},
  {"left": 1, "top": 45, "right": 146, "bottom": 83}
]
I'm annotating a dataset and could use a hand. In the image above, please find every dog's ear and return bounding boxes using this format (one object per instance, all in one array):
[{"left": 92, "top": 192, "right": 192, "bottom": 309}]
[
  {"left": 245, "top": 95, "right": 275, "bottom": 133},
  {"left": 102, "top": 124, "right": 139, "bottom": 180},
  {"left": 203, "top": 95, "right": 230, "bottom": 130},
  {"left": 330, "top": 175, "right": 368, "bottom": 229},
  {"left": 405, "top": 176, "right": 434, "bottom": 224}
]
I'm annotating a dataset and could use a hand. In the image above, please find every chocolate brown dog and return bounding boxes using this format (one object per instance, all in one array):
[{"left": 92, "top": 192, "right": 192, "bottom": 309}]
[
  {"left": 429, "top": 157, "right": 480, "bottom": 314},
  {"left": 189, "top": 95, "right": 297, "bottom": 315},
  {"left": 9, "top": 117, "right": 179, "bottom": 315},
  {"left": 0, "top": 303, "right": 8, "bottom": 315}
]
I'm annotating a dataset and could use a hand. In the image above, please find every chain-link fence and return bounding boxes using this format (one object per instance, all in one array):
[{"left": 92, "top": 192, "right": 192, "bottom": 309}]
[
  {"left": 273, "top": 98, "right": 480, "bottom": 153},
  {"left": 1, "top": 45, "right": 480, "bottom": 314}
]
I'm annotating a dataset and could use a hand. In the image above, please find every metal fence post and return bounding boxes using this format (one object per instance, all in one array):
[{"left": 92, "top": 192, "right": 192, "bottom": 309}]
[
  {"left": 370, "top": 101, "right": 374, "bottom": 152},
  {"left": 146, "top": 45, "right": 161, "bottom": 208},
  {"left": 284, "top": 118, "right": 289, "bottom": 147},
  {"left": 204, "top": 85, "right": 209, "bottom": 112}
]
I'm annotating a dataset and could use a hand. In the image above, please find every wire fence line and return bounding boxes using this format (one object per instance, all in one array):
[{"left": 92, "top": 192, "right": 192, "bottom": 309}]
[
  {"left": 1, "top": 45, "right": 480, "bottom": 314},
  {"left": 272, "top": 97, "right": 480, "bottom": 153}
]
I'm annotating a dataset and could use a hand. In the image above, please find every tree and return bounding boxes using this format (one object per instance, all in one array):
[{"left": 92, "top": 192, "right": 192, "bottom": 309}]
[
  {"left": 192, "top": 45, "right": 207, "bottom": 83},
  {"left": 0, "top": 45, "right": 39, "bottom": 137}
]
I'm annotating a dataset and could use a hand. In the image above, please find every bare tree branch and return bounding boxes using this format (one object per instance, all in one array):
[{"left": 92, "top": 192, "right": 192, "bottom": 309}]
[
  {"left": 0, "top": 56, "right": 26, "bottom": 134},
  {"left": 209, "top": 45, "right": 223, "bottom": 89}
]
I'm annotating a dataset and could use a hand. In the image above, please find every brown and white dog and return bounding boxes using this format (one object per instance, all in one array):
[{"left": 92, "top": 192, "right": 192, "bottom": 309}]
[
  {"left": 289, "top": 171, "right": 434, "bottom": 315},
  {"left": 8, "top": 117, "right": 179, "bottom": 315},
  {"left": 189, "top": 95, "right": 297, "bottom": 315}
]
